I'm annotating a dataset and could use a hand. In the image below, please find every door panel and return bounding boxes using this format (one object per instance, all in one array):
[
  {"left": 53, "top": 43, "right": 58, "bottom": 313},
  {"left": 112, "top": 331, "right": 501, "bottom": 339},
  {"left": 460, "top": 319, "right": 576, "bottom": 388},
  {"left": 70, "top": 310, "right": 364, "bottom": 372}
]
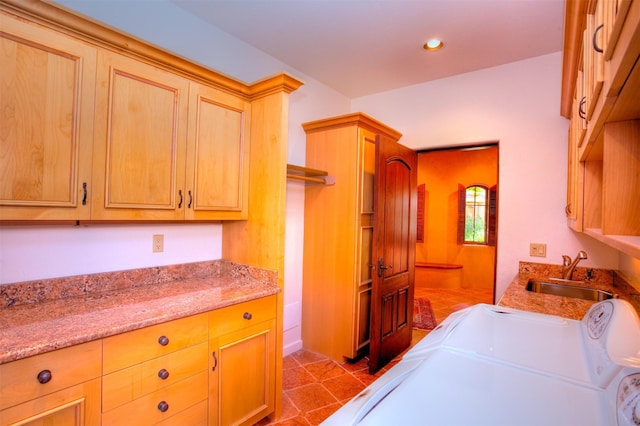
[{"left": 369, "top": 136, "right": 417, "bottom": 373}]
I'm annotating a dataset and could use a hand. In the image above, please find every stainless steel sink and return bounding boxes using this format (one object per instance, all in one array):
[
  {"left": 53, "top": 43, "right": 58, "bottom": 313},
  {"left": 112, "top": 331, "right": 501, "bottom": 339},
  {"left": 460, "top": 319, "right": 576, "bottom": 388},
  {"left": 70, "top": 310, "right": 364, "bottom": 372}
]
[{"left": 526, "top": 279, "right": 615, "bottom": 301}]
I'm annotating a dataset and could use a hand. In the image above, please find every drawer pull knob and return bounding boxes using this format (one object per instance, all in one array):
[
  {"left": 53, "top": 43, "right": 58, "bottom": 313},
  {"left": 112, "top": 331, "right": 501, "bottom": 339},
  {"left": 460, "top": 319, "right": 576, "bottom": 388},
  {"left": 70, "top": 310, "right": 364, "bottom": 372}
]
[
  {"left": 157, "top": 401, "right": 169, "bottom": 413},
  {"left": 243, "top": 312, "right": 252, "bottom": 320},
  {"left": 158, "top": 369, "right": 170, "bottom": 380},
  {"left": 158, "top": 335, "right": 170, "bottom": 346},
  {"left": 37, "top": 369, "right": 52, "bottom": 384}
]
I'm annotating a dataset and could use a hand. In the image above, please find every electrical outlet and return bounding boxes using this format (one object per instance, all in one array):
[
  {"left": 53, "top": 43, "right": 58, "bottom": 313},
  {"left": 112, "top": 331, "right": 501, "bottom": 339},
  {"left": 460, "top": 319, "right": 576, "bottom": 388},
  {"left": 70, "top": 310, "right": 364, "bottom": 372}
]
[
  {"left": 153, "top": 234, "right": 164, "bottom": 253},
  {"left": 529, "top": 243, "right": 546, "bottom": 257}
]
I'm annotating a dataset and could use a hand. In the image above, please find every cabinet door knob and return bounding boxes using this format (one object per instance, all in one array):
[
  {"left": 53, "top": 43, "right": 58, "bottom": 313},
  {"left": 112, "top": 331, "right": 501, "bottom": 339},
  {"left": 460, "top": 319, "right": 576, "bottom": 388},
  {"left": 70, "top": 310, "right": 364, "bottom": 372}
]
[
  {"left": 158, "top": 368, "right": 170, "bottom": 380},
  {"left": 37, "top": 369, "right": 52, "bottom": 384},
  {"left": 243, "top": 312, "right": 252, "bottom": 320},
  {"left": 157, "top": 401, "right": 169, "bottom": 413},
  {"left": 178, "top": 190, "right": 183, "bottom": 208},
  {"left": 158, "top": 335, "right": 170, "bottom": 346}
]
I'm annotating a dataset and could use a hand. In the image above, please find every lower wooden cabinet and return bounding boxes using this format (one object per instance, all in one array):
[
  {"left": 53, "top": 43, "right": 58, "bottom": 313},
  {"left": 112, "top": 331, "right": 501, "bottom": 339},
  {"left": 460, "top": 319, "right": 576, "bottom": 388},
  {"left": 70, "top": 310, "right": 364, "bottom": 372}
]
[
  {"left": 209, "top": 296, "right": 277, "bottom": 426},
  {"left": 0, "top": 341, "right": 102, "bottom": 425},
  {"left": 0, "top": 297, "right": 277, "bottom": 426}
]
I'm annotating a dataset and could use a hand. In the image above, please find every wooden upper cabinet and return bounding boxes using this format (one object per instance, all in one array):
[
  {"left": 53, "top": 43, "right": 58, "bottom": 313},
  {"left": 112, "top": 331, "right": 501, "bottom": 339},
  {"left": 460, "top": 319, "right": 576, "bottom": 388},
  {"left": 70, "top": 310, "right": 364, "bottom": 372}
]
[
  {"left": 186, "top": 83, "right": 250, "bottom": 220},
  {"left": 0, "top": 11, "right": 96, "bottom": 221},
  {"left": 91, "top": 50, "right": 190, "bottom": 220}
]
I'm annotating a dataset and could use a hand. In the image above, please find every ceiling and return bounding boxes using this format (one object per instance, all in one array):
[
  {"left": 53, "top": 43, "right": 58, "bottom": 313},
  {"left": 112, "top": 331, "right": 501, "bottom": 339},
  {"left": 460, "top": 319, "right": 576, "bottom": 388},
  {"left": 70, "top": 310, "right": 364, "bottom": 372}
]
[{"left": 171, "top": 0, "right": 566, "bottom": 99}]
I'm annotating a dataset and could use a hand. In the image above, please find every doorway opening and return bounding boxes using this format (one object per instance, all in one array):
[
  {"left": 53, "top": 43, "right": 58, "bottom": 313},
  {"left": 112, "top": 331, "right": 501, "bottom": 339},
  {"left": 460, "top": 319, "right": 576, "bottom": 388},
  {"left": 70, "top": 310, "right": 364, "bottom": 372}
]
[{"left": 415, "top": 143, "right": 498, "bottom": 323}]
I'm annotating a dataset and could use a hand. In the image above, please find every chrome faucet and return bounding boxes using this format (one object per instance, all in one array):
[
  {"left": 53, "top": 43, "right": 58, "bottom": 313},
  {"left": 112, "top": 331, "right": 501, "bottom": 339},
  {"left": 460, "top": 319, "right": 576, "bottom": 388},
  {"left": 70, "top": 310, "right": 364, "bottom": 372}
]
[{"left": 561, "top": 250, "right": 588, "bottom": 280}]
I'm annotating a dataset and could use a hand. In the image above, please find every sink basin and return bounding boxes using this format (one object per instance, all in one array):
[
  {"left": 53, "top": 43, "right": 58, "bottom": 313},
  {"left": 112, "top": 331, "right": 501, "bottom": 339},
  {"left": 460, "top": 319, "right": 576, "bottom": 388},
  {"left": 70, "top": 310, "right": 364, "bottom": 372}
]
[{"left": 526, "top": 280, "right": 614, "bottom": 301}]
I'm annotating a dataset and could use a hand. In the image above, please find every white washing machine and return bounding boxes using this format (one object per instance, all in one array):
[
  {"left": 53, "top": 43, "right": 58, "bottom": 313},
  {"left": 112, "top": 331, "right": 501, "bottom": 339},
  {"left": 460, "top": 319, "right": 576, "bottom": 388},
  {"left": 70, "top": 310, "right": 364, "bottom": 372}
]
[{"left": 323, "top": 298, "right": 640, "bottom": 426}]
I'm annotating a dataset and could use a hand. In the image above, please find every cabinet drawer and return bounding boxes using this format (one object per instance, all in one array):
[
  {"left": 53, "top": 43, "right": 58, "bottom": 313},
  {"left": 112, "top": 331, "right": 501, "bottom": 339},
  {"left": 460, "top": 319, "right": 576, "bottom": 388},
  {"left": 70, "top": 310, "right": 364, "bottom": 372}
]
[
  {"left": 0, "top": 340, "right": 102, "bottom": 410},
  {"left": 156, "top": 399, "right": 207, "bottom": 426},
  {"left": 209, "top": 296, "right": 276, "bottom": 337},
  {"left": 102, "top": 342, "right": 207, "bottom": 411},
  {"left": 103, "top": 313, "right": 207, "bottom": 374},
  {"left": 102, "top": 370, "right": 208, "bottom": 426}
]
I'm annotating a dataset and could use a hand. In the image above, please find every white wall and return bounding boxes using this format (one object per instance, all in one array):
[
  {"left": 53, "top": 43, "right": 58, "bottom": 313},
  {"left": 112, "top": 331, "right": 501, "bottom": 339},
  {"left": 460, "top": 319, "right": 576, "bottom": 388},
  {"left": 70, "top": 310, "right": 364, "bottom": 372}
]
[{"left": 351, "top": 52, "right": 619, "bottom": 297}]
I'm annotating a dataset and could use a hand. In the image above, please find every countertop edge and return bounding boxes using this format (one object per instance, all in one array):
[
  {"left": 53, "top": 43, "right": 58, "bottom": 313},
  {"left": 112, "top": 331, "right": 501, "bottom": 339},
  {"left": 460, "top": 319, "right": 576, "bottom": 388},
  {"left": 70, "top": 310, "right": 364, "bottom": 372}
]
[{"left": 0, "top": 279, "right": 280, "bottom": 364}]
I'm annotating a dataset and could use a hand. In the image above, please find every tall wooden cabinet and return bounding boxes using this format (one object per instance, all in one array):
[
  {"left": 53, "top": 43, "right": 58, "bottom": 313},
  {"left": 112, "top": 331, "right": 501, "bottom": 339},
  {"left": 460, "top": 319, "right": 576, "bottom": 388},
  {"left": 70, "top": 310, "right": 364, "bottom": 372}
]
[
  {"left": 561, "top": 0, "right": 640, "bottom": 258},
  {"left": 301, "top": 113, "right": 402, "bottom": 361}
]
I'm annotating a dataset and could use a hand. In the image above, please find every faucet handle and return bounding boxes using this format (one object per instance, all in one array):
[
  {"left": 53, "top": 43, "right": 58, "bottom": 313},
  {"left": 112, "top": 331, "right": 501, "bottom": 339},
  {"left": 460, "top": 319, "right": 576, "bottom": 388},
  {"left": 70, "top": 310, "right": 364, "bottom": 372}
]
[{"left": 562, "top": 255, "right": 571, "bottom": 267}]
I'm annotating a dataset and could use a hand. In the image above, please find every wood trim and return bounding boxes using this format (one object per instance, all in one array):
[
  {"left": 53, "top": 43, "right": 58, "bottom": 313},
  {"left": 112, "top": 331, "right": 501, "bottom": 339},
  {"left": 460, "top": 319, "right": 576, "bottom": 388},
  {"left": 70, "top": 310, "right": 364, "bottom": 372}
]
[
  {"left": 561, "top": 0, "right": 589, "bottom": 118},
  {"left": 0, "top": 0, "right": 303, "bottom": 101},
  {"left": 302, "top": 112, "right": 403, "bottom": 141}
]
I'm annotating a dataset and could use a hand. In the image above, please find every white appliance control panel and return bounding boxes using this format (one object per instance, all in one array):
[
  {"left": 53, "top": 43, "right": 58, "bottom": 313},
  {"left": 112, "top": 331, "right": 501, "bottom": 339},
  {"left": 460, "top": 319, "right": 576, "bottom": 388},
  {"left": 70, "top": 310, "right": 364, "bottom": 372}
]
[
  {"left": 618, "top": 373, "right": 640, "bottom": 426},
  {"left": 586, "top": 300, "right": 614, "bottom": 339}
]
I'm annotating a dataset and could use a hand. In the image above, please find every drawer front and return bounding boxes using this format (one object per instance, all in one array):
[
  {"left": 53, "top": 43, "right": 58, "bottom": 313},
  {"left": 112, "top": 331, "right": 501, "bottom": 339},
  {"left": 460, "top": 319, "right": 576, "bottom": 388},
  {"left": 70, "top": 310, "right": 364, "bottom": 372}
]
[
  {"left": 156, "top": 399, "right": 207, "bottom": 426},
  {"left": 209, "top": 295, "right": 276, "bottom": 337},
  {"left": 102, "top": 342, "right": 207, "bottom": 411},
  {"left": 103, "top": 313, "right": 207, "bottom": 374},
  {"left": 102, "top": 370, "right": 208, "bottom": 426},
  {"left": 0, "top": 340, "right": 102, "bottom": 410}
]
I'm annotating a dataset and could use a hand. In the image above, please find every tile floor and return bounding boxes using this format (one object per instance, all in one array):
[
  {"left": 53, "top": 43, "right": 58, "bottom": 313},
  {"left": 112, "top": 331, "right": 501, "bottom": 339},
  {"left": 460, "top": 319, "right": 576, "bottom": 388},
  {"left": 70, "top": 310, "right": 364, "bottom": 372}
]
[{"left": 258, "top": 286, "right": 494, "bottom": 425}]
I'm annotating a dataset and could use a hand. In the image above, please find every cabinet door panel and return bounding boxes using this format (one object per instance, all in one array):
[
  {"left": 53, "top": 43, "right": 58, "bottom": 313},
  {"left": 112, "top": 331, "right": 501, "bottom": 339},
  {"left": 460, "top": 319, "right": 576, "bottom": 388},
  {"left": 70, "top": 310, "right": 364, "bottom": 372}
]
[
  {"left": 186, "top": 83, "right": 250, "bottom": 220},
  {"left": 210, "top": 320, "right": 275, "bottom": 426},
  {"left": 0, "top": 378, "right": 101, "bottom": 426},
  {"left": 92, "top": 50, "right": 189, "bottom": 220},
  {"left": 0, "top": 13, "right": 95, "bottom": 220}
]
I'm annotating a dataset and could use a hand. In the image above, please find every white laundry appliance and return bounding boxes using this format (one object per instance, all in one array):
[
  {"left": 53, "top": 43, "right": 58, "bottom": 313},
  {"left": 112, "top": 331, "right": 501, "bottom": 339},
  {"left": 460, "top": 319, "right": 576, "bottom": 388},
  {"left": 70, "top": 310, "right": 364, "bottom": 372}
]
[{"left": 323, "top": 298, "right": 640, "bottom": 426}]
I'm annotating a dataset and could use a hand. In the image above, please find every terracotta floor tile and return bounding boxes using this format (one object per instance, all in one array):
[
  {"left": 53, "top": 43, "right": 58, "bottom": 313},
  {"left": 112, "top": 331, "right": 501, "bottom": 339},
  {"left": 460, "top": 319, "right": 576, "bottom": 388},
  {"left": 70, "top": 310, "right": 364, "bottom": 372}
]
[
  {"left": 322, "top": 374, "right": 366, "bottom": 401},
  {"left": 285, "top": 383, "right": 338, "bottom": 413},
  {"left": 304, "top": 359, "right": 347, "bottom": 381},
  {"left": 283, "top": 355, "right": 301, "bottom": 370},
  {"left": 338, "top": 356, "right": 368, "bottom": 373},
  {"left": 291, "top": 349, "right": 329, "bottom": 366},
  {"left": 304, "top": 403, "right": 343, "bottom": 426},
  {"left": 265, "top": 417, "right": 310, "bottom": 426},
  {"left": 283, "top": 366, "right": 316, "bottom": 391}
]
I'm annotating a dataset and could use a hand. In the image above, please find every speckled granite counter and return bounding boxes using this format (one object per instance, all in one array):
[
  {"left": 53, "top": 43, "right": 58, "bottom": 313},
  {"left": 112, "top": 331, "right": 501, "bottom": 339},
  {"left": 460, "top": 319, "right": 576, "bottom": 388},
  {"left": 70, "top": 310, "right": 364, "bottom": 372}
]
[
  {"left": 498, "top": 261, "right": 640, "bottom": 320},
  {"left": 0, "top": 260, "right": 279, "bottom": 364}
]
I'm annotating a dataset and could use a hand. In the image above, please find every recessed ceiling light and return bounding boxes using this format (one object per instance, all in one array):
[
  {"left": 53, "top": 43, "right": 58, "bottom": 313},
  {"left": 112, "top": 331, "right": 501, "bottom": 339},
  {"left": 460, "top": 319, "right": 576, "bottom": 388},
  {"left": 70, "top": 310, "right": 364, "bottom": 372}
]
[{"left": 423, "top": 39, "right": 444, "bottom": 51}]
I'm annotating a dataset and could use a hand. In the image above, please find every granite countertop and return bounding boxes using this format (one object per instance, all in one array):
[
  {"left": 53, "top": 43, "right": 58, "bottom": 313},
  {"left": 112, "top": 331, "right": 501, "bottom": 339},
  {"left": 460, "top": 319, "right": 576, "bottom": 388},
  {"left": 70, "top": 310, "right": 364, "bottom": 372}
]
[
  {"left": 498, "top": 261, "right": 640, "bottom": 320},
  {"left": 0, "top": 260, "right": 280, "bottom": 364}
]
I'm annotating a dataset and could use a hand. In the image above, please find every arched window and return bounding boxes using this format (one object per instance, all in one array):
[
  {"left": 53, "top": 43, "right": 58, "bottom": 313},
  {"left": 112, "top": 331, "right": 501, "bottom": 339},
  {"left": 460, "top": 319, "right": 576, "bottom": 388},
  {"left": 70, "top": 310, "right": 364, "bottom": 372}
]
[
  {"left": 464, "top": 185, "right": 488, "bottom": 243},
  {"left": 457, "top": 184, "right": 497, "bottom": 246}
]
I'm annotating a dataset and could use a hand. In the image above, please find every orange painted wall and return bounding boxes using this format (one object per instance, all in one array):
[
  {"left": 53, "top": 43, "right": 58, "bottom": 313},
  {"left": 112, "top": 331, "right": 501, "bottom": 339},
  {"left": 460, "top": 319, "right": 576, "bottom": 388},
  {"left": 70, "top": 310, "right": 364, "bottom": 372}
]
[{"left": 416, "top": 147, "right": 498, "bottom": 289}]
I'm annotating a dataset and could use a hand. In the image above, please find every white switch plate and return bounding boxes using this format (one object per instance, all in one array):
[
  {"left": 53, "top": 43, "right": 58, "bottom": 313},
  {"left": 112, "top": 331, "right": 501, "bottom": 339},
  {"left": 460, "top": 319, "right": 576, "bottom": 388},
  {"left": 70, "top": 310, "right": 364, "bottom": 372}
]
[
  {"left": 529, "top": 243, "right": 546, "bottom": 257},
  {"left": 153, "top": 234, "right": 164, "bottom": 253}
]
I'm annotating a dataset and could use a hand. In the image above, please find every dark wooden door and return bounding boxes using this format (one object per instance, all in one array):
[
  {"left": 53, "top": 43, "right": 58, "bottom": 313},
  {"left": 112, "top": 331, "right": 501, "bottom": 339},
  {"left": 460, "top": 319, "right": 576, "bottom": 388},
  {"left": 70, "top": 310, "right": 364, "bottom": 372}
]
[{"left": 369, "top": 136, "right": 417, "bottom": 373}]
